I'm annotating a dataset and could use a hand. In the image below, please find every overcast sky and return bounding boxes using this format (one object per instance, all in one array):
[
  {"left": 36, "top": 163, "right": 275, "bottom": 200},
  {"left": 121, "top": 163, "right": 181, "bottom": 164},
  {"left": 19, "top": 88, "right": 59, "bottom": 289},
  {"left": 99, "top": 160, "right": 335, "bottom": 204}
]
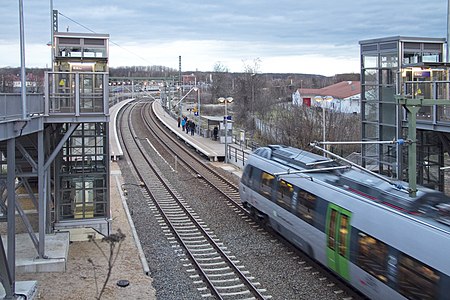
[{"left": 0, "top": 1, "right": 447, "bottom": 76}]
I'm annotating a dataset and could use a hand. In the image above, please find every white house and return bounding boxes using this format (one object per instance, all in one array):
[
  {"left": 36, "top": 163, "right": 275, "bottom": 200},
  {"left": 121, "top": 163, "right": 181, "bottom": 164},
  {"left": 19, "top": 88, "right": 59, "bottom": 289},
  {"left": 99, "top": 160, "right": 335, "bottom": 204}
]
[{"left": 292, "top": 81, "right": 361, "bottom": 114}]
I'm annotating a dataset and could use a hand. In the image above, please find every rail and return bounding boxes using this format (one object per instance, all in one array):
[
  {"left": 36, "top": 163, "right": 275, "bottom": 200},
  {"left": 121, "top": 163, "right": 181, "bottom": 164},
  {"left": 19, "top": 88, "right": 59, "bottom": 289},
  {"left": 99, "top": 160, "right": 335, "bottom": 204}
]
[{"left": 227, "top": 143, "right": 252, "bottom": 167}]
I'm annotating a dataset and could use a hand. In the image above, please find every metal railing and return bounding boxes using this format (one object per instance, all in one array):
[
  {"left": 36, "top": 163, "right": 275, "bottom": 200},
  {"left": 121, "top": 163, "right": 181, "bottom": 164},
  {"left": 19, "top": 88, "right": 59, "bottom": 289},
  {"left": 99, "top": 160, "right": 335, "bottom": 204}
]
[
  {"left": 45, "top": 71, "right": 109, "bottom": 116},
  {"left": 0, "top": 93, "right": 45, "bottom": 123},
  {"left": 403, "top": 80, "right": 450, "bottom": 123}
]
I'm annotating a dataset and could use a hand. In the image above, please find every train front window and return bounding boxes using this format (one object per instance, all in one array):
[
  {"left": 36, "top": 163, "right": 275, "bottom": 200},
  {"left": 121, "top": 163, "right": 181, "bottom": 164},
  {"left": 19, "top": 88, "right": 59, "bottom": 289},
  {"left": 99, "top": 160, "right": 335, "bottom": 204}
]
[
  {"left": 397, "top": 254, "right": 440, "bottom": 300},
  {"left": 356, "top": 231, "right": 388, "bottom": 283},
  {"left": 276, "top": 180, "right": 293, "bottom": 211}
]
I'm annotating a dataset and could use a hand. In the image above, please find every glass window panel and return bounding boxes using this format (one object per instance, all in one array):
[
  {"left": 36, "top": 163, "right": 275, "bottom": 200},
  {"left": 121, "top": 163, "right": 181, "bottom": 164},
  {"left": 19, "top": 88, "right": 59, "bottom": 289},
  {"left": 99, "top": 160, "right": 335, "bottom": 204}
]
[
  {"left": 438, "top": 105, "right": 450, "bottom": 122},
  {"left": 260, "top": 172, "right": 275, "bottom": 199},
  {"left": 380, "top": 103, "right": 396, "bottom": 124},
  {"left": 380, "top": 125, "right": 396, "bottom": 141},
  {"left": 417, "top": 106, "right": 432, "bottom": 121},
  {"left": 381, "top": 54, "right": 398, "bottom": 68},
  {"left": 363, "top": 55, "right": 378, "bottom": 68},
  {"left": 380, "top": 69, "right": 395, "bottom": 85},
  {"left": 398, "top": 254, "right": 440, "bottom": 300},
  {"left": 362, "top": 143, "right": 379, "bottom": 159},
  {"left": 380, "top": 144, "right": 397, "bottom": 164},
  {"left": 276, "top": 180, "right": 293, "bottom": 211},
  {"left": 363, "top": 85, "right": 379, "bottom": 101},
  {"left": 357, "top": 232, "right": 388, "bottom": 283},
  {"left": 364, "top": 69, "right": 378, "bottom": 85},
  {"left": 422, "top": 53, "right": 439, "bottom": 62},
  {"left": 380, "top": 86, "right": 395, "bottom": 103},
  {"left": 403, "top": 53, "right": 420, "bottom": 64},
  {"left": 339, "top": 215, "right": 349, "bottom": 257},
  {"left": 296, "top": 189, "right": 316, "bottom": 224},
  {"left": 327, "top": 210, "right": 337, "bottom": 250},
  {"left": 363, "top": 123, "right": 379, "bottom": 139},
  {"left": 363, "top": 102, "right": 379, "bottom": 122}
]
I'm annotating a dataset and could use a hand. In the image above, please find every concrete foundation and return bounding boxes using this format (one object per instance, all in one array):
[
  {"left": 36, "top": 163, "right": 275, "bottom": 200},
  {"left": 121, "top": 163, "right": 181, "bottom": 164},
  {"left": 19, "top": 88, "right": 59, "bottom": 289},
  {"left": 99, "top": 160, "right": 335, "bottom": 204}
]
[{"left": 1, "top": 232, "right": 69, "bottom": 273}]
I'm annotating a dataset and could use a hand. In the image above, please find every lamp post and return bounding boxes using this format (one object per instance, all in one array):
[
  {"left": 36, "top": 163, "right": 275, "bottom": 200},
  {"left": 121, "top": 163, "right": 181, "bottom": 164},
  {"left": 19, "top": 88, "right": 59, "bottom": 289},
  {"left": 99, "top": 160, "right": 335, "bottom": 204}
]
[
  {"left": 218, "top": 97, "right": 233, "bottom": 163},
  {"left": 193, "top": 86, "right": 200, "bottom": 135},
  {"left": 314, "top": 95, "right": 333, "bottom": 156}
]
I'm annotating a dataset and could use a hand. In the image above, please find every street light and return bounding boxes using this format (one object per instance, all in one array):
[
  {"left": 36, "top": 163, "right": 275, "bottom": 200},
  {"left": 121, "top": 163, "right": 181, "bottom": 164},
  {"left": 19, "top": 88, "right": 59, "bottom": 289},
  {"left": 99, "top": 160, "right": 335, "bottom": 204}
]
[
  {"left": 193, "top": 86, "right": 201, "bottom": 135},
  {"left": 218, "top": 97, "right": 233, "bottom": 163},
  {"left": 314, "top": 95, "right": 333, "bottom": 156}
]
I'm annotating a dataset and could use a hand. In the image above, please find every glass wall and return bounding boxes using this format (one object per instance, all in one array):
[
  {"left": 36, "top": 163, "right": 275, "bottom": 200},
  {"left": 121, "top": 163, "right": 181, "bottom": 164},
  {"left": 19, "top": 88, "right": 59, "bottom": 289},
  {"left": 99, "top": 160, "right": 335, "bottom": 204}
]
[
  {"left": 58, "top": 122, "right": 108, "bottom": 220},
  {"left": 360, "top": 40, "right": 399, "bottom": 176},
  {"left": 360, "top": 36, "right": 447, "bottom": 185}
]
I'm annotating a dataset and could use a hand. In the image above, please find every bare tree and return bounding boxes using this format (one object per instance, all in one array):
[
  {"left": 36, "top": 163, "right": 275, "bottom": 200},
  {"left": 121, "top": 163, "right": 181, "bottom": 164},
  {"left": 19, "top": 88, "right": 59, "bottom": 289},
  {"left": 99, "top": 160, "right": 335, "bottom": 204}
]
[
  {"left": 253, "top": 103, "right": 361, "bottom": 157},
  {"left": 88, "top": 229, "right": 126, "bottom": 300},
  {"left": 210, "top": 62, "right": 232, "bottom": 101}
]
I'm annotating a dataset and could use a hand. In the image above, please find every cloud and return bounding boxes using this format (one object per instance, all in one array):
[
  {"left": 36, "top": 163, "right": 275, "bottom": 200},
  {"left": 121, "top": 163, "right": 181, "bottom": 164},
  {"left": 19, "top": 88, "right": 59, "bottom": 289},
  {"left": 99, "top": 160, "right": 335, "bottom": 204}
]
[{"left": 0, "top": 0, "right": 448, "bottom": 75}]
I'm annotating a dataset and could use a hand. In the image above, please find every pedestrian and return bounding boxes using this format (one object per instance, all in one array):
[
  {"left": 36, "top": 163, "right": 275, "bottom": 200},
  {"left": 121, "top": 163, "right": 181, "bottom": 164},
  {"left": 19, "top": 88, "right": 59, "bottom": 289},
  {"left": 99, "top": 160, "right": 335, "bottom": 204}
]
[
  {"left": 186, "top": 120, "right": 190, "bottom": 134},
  {"left": 213, "top": 126, "right": 218, "bottom": 141},
  {"left": 190, "top": 121, "right": 195, "bottom": 136},
  {"left": 177, "top": 116, "right": 181, "bottom": 128},
  {"left": 181, "top": 117, "right": 186, "bottom": 131}
]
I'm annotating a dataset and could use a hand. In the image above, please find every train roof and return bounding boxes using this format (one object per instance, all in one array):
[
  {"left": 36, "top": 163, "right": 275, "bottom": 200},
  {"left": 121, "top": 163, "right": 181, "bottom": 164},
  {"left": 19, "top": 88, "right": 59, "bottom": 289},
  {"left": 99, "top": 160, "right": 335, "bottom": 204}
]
[
  {"left": 253, "top": 145, "right": 338, "bottom": 170},
  {"left": 251, "top": 145, "right": 450, "bottom": 228}
]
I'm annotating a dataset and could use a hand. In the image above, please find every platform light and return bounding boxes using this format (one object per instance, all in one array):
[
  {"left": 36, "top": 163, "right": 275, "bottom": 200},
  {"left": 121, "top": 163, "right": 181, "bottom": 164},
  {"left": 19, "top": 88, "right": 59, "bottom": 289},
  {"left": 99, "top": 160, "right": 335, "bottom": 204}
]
[
  {"left": 314, "top": 95, "right": 333, "bottom": 156},
  {"left": 218, "top": 97, "right": 233, "bottom": 163}
]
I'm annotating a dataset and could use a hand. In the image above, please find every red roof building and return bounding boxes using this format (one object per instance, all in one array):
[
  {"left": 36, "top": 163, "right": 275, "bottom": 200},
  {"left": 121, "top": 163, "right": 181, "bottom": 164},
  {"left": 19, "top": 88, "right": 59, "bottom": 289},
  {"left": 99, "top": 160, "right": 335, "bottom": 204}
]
[{"left": 293, "top": 81, "right": 361, "bottom": 114}]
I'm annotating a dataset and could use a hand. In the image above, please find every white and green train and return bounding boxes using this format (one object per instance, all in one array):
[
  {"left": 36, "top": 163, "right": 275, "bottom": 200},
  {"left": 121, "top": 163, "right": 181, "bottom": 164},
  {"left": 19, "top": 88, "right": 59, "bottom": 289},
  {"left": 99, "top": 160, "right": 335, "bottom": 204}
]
[{"left": 239, "top": 145, "right": 450, "bottom": 300}]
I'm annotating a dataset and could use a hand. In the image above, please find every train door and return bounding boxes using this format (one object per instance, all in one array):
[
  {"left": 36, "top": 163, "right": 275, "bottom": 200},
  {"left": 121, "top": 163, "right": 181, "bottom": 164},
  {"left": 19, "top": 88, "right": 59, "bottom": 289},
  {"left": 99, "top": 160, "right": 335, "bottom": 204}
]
[{"left": 325, "top": 203, "right": 352, "bottom": 281}]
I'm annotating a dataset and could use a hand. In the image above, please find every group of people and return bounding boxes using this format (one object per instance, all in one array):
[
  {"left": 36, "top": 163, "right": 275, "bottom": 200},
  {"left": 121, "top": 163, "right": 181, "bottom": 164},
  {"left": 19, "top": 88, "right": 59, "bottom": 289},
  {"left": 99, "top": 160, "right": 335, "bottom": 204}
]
[{"left": 178, "top": 115, "right": 196, "bottom": 136}]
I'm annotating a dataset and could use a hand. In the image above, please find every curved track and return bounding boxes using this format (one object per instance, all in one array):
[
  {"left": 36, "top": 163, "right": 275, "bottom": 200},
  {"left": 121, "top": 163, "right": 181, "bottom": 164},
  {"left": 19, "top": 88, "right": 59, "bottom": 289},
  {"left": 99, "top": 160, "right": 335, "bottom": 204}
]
[
  {"left": 141, "top": 101, "right": 243, "bottom": 208},
  {"left": 118, "top": 101, "right": 270, "bottom": 299}
]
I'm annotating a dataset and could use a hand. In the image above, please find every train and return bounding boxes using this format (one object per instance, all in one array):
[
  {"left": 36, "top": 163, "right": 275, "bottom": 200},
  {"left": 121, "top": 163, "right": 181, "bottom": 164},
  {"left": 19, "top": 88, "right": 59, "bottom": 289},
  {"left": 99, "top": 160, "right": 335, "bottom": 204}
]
[{"left": 239, "top": 145, "right": 450, "bottom": 300}]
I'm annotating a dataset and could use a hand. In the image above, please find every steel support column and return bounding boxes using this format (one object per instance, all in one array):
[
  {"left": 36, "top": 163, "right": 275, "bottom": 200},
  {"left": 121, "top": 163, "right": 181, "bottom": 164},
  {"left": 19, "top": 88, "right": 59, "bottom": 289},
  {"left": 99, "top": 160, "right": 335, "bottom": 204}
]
[
  {"left": 0, "top": 233, "right": 13, "bottom": 299},
  {"left": 7, "top": 138, "right": 16, "bottom": 295},
  {"left": 38, "top": 130, "right": 46, "bottom": 257}
]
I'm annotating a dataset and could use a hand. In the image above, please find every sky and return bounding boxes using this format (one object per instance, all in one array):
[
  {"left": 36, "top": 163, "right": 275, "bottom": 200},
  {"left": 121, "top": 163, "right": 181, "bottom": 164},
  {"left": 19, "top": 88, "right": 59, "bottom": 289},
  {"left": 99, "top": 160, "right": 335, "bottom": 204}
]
[{"left": 0, "top": 1, "right": 448, "bottom": 76}]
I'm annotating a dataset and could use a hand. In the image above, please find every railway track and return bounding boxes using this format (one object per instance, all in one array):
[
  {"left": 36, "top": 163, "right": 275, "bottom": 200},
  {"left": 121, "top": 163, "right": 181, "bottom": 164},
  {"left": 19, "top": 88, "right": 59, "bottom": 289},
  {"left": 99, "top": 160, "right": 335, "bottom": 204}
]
[
  {"left": 140, "top": 101, "right": 244, "bottom": 206},
  {"left": 118, "top": 101, "right": 271, "bottom": 299},
  {"left": 117, "top": 98, "right": 364, "bottom": 299}
]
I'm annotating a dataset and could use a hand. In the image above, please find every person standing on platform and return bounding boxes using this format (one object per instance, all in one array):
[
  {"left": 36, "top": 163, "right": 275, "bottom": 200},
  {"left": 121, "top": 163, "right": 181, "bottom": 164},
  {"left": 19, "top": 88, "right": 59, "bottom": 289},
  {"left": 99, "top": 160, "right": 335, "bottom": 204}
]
[
  {"left": 190, "top": 121, "right": 195, "bottom": 136},
  {"left": 186, "top": 120, "right": 190, "bottom": 134},
  {"left": 177, "top": 116, "right": 181, "bottom": 128},
  {"left": 213, "top": 126, "right": 218, "bottom": 141},
  {"left": 181, "top": 117, "right": 186, "bottom": 132}
]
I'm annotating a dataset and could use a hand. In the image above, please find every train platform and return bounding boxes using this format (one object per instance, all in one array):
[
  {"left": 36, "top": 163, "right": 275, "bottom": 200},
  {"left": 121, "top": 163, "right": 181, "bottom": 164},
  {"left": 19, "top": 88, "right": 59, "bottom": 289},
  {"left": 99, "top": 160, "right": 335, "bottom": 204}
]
[
  {"left": 152, "top": 100, "right": 224, "bottom": 162},
  {"left": 152, "top": 100, "right": 246, "bottom": 179},
  {"left": 110, "top": 98, "right": 136, "bottom": 161}
]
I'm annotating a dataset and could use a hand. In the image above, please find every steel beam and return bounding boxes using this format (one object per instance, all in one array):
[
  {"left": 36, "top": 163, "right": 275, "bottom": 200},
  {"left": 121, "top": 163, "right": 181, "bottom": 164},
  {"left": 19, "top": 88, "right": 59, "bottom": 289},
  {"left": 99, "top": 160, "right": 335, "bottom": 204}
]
[{"left": 7, "top": 138, "right": 16, "bottom": 295}]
